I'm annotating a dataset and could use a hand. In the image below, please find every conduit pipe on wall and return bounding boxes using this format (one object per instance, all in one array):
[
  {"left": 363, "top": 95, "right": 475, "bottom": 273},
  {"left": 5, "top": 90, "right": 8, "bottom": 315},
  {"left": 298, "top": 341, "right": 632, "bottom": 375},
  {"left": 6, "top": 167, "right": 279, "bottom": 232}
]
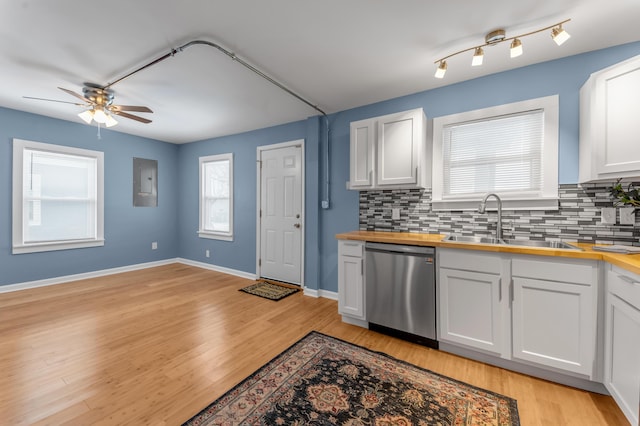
[{"left": 105, "top": 39, "right": 332, "bottom": 209}]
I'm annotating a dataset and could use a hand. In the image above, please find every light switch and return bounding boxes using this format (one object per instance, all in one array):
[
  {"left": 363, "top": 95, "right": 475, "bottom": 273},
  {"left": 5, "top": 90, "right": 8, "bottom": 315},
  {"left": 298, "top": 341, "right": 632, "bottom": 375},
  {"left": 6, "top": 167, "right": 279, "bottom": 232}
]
[
  {"left": 601, "top": 207, "right": 616, "bottom": 225},
  {"left": 392, "top": 208, "right": 400, "bottom": 220}
]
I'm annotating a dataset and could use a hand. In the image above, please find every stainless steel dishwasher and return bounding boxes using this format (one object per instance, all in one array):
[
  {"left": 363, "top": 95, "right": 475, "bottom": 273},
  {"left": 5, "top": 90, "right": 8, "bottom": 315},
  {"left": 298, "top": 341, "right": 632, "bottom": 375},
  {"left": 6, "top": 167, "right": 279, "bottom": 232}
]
[{"left": 365, "top": 242, "right": 437, "bottom": 348}]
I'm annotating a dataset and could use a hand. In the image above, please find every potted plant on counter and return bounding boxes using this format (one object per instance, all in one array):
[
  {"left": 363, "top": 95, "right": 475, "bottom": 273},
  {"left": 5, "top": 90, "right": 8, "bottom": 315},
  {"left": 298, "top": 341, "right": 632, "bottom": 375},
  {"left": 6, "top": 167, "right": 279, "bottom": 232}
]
[{"left": 609, "top": 178, "right": 639, "bottom": 225}]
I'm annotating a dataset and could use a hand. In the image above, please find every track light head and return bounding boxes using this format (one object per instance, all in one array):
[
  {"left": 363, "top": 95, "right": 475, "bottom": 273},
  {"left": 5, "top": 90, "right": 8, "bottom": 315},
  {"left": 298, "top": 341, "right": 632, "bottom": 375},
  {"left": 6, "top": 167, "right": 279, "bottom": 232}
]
[
  {"left": 551, "top": 24, "right": 571, "bottom": 45},
  {"left": 434, "top": 61, "right": 447, "bottom": 78},
  {"left": 510, "top": 38, "right": 523, "bottom": 58},
  {"left": 472, "top": 47, "right": 484, "bottom": 66}
]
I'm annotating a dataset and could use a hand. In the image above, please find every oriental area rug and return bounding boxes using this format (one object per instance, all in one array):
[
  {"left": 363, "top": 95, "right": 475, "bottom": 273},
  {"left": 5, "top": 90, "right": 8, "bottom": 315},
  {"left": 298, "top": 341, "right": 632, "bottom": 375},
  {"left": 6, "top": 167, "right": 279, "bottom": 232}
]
[
  {"left": 239, "top": 281, "right": 300, "bottom": 301},
  {"left": 183, "top": 331, "right": 520, "bottom": 425}
]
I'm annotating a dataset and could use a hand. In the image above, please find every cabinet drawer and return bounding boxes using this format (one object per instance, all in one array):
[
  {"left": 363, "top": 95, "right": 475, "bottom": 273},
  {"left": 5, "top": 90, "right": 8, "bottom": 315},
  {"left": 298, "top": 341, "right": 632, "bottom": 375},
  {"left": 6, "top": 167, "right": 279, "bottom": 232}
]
[
  {"left": 608, "top": 267, "right": 640, "bottom": 311},
  {"left": 438, "top": 248, "right": 503, "bottom": 275},
  {"left": 512, "top": 256, "right": 597, "bottom": 285},
  {"left": 339, "top": 241, "right": 364, "bottom": 258}
]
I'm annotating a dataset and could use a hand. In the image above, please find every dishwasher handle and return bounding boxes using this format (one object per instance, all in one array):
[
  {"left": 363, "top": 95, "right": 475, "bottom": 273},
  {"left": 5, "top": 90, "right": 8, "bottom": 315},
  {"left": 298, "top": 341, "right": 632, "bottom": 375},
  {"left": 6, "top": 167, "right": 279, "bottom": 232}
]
[{"left": 365, "top": 242, "right": 435, "bottom": 256}]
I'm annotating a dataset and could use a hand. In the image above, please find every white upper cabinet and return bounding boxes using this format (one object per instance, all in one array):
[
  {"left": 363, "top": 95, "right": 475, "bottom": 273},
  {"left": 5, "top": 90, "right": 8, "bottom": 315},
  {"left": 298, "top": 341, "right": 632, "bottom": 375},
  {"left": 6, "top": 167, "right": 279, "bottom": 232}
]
[
  {"left": 349, "top": 108, "right": 430, "bottom": 190},
  {"left": 580, "top": 54, "right": 640, "bottom": 182},
  {"left": 349, "top": 120, "right": 375, "bottom": 187}
]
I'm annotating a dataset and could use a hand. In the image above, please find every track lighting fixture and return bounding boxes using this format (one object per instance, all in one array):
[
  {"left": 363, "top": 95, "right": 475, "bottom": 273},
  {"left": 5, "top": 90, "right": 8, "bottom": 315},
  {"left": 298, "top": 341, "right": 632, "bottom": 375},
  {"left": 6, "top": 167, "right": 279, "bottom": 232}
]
[{"left": 433, "top": 19, "right": 571, "bottom": 78}]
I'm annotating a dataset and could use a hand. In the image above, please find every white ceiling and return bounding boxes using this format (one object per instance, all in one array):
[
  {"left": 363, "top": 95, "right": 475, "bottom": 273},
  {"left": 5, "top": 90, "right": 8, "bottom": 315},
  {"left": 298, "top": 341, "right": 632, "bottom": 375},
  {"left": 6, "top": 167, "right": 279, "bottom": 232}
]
[{"left": 1, "top": 0, "right": 639, "bottom": 144}]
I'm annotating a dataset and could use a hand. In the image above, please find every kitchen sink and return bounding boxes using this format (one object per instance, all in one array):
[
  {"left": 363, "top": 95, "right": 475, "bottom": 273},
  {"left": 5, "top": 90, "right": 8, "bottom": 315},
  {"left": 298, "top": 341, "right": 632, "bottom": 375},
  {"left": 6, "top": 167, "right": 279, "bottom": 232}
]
[
  {"left": 443, "top": 235, "right": 505, "bottom": 245},
  {"left": 503, "top": 239, "right": 582, "bottom": 250},
  {"left": 444, "top": 235, "right": 582, "bottom": 250}
]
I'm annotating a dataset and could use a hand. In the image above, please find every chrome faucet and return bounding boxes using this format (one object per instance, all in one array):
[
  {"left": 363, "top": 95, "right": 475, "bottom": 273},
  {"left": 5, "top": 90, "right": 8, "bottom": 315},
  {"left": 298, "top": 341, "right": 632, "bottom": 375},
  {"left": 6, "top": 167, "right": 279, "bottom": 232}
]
[{"left": 479, "top": 193, "right": 502, "bottom": 241}]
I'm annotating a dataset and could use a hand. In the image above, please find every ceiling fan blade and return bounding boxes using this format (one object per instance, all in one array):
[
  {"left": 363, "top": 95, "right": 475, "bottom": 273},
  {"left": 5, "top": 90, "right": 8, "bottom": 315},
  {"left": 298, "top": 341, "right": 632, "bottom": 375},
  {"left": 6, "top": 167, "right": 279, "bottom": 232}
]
[
  {"left": 112, "top": 110, "right": 152, "bottom": 124},
  {"left": 23, "top": 96, "right": 85, "bottom": 106},
  {"left": 58, "top": 87, "right": 90, "bottom": 103},
  {"left": 110, "top": 105, "right": 153, "bottom": 113}
]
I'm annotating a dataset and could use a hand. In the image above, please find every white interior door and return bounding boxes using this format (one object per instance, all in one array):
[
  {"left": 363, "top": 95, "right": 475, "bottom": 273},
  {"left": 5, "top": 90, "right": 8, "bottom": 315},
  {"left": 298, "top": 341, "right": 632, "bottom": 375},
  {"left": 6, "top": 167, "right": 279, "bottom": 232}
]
[{"left": 258, "top": 142, "right": 303, "bottom": 285}]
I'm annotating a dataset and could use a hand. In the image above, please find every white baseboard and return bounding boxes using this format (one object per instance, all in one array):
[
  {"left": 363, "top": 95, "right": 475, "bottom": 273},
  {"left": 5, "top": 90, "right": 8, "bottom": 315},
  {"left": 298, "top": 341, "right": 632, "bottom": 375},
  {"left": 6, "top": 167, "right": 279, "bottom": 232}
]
[
  {"left": 304, "top": 287, "right": 338, "bottom": 300},
  {"left": 1, "top": 258, "right": 334, "bottom": 301},
  {"left": 176, "top": 258, "right": 257, "bottom": 280},
  {"left": 0, "top": 258, "right": 179, "bottom": 294}
]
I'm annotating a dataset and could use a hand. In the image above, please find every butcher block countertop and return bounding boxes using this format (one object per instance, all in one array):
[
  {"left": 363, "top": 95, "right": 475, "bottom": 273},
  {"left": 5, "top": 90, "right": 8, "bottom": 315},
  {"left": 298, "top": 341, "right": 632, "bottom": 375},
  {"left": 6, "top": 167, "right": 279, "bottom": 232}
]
[{"left": 336, "top": 230, "right": 640, "bottom": 276}]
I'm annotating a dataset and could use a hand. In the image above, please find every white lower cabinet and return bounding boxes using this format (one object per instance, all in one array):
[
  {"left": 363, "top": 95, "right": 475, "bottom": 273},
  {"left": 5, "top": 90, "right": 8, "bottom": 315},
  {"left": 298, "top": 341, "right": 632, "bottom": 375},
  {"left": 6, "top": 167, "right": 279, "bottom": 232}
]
[
  {"left": 337, "top": 241, "right": 366, "bottom": 322},
  {"left": 511, "top": 256, "right": 599, "bottom": 377},
  {"left": 438, "top": 249, "right": 600, "bottom": 379},
  {"left": 438, "top": 249, "right": 507, "bottom": 356},
  {"left": 604, "top": 265, "right": 640, "bottom": 426}
]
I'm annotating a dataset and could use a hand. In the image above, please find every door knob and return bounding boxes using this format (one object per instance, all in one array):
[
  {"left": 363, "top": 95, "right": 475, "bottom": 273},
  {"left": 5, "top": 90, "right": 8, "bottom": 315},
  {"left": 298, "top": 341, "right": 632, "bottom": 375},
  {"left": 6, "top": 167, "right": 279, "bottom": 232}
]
[{"left": 294, "top": 223, "right": 301, "bottom": 228}]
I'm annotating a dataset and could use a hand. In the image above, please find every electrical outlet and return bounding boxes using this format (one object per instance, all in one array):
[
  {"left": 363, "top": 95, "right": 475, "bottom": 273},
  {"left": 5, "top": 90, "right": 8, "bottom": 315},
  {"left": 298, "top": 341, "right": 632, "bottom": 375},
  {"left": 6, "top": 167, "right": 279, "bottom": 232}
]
[
  {"left": 151, "top": 241, "right": 158, "bottom": 250},
  {"left": 392, "top": 208, "right": 400, "bottom": 220},
  {"left": 620, "top": 207, "right": 636, "bottom": 225},
  {"left": 205, "top": 249, "right": 210, "bottom": 258},
  {"left": 601, "top": 208, "right": 616, "bottom": 225}
]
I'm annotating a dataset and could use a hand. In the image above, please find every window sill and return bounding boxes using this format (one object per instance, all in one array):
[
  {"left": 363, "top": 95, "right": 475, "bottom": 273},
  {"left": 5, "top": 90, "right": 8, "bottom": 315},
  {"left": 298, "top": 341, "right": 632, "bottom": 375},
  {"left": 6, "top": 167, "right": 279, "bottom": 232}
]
[
  {"left": 13, "top": 239, "right": 105, "bottom": 254},
  {"left": 198, "top": 231, "right": 233, "bottom": 242}
]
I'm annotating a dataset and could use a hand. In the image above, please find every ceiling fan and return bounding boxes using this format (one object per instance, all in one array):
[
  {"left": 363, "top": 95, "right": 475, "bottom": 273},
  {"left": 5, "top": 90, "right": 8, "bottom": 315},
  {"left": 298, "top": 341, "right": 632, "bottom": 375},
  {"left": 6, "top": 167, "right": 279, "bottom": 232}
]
[{"left": 24, "top": 82, "right": 153, "bottom": 128}]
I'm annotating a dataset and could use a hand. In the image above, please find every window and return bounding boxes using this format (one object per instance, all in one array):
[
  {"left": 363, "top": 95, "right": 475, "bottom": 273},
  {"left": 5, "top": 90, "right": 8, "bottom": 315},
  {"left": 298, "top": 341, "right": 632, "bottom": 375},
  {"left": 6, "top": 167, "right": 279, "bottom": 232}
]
[
  {"left": 199, "top": 153, "right": 233, "bottom": 241},
  {"left": 432, "top": 95, "right": 559, "bottom": 210},
  {"left": 12, "top": 139, "right": 104, "bottom": 254}
]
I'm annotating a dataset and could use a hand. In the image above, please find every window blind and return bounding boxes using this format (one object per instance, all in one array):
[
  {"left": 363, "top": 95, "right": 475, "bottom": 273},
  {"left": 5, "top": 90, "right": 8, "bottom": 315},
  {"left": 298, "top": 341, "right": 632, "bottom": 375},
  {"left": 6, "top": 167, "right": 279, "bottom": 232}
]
[
  {"left": 23, "top": 149, "right": 97, "bottom": 243},
  {"left": 442, "top": 110, "right": 544, "bottom": 198}
]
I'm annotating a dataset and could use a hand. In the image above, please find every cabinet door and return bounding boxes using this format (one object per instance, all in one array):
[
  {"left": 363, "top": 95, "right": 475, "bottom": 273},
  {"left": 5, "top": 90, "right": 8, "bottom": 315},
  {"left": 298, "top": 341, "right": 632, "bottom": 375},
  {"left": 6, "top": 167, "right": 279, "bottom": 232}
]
[
  {"left": 512, "top": 277, "right": 594, "bottom": 375},
  {"left": 439, "top": 267, "right": 503, "bottom": 355},
  {"left": 376, "top": 110, "right": 422, "bottom": 186},
  {"left": 349, "top": 119, "right": 375, "bottom": 188},
  {"left": 338, "top": 255, "right": 364, "bottom": 319},
  {"left": 605, "top": 269, "right": 640, "bottom": 426},
  {"left": 592, "top": 55, "right": 640, "bottom": 177}
]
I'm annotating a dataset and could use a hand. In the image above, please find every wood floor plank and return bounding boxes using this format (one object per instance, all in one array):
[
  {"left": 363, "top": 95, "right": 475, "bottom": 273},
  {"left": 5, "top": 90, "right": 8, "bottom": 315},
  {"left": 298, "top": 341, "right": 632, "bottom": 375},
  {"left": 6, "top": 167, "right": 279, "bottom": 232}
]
[{"left": 0, "top": 263, "right": 629, "bottom": 425}]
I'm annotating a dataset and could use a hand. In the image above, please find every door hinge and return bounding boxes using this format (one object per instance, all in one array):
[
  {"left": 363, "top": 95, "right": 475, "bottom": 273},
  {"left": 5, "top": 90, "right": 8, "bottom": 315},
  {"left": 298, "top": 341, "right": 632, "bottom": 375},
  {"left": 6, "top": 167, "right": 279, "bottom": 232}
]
[
  {"left": 260, "top": 209, "right": 262, "bottom": 218},
  {"left": 259, "top": 258, "right": 261, "bottom": 267}
]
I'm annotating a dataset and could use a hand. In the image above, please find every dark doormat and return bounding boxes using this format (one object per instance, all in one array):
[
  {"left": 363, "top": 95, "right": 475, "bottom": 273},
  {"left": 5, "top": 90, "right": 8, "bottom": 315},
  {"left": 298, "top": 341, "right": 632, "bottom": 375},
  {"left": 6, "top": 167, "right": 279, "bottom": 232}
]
[{"left": 239, "top": 280, "right": 300, "bottom": 301}]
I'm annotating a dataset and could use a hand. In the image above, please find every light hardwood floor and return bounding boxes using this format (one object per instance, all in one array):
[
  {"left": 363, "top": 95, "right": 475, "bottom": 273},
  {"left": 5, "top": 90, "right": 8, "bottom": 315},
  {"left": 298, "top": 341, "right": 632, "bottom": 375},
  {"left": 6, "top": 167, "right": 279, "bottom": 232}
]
[{"left": 0, "top": 263, "right": 628, "bottom": 425}]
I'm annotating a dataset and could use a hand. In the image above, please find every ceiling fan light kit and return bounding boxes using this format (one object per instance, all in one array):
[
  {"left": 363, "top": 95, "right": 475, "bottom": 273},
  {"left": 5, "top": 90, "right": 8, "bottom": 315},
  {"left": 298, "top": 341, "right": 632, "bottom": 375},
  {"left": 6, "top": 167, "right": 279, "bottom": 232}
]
[{"left": 434, "top": 19, "right": 571, "bottom": 78}]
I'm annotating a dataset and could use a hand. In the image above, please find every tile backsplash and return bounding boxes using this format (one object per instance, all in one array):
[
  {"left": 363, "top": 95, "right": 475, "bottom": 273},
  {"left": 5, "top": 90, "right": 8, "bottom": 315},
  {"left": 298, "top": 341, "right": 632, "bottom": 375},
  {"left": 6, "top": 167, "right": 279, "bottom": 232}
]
[{"left": 359, "top": 183, "right": 639, "bottom": 246}]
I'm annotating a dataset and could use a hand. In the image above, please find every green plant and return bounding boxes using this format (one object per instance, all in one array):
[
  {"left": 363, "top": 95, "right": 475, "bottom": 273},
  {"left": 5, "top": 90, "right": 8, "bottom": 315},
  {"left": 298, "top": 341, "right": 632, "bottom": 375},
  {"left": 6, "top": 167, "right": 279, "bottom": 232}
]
[{"left": 609, "top": 178, "right": 640, "bottom": 207}]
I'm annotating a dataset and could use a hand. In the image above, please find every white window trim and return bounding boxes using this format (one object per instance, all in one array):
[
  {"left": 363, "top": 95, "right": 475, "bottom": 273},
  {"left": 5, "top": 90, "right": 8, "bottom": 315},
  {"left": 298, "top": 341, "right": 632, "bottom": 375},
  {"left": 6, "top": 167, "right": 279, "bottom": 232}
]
[
  {"left": 432, "top": 95, "right": 559, "bottom": 211},
  {"left": 12, "top": 139, "right": 105, "bottom": 254},
  {"left": 198, "top": 153, "right": 234, "bottom": 241}
]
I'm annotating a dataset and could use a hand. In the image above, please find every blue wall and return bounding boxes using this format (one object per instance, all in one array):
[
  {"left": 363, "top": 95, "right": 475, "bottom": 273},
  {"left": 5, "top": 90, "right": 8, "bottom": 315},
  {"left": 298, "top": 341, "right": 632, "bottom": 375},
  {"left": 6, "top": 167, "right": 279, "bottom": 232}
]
[
  {"left": 317, "top": 41, "right": 640, "bottom": 292},
  {"left": 1, "top": 41, "right": 640, "bottom": 291},
  {"left": 176, "top": 116, "right": 323, "bottom": 288},
  {"left": 0, "top": 108, "right": 180, "bottom": 285}
]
